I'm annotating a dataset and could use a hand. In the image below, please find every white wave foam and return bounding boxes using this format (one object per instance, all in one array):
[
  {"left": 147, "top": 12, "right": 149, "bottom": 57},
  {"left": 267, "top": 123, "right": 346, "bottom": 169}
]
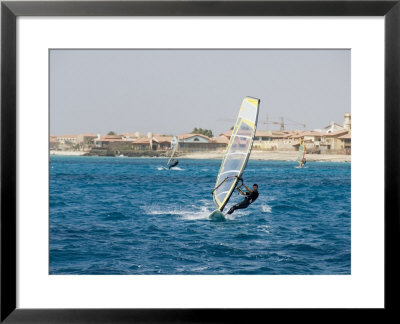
[
  {"left": 146, "top": 209, "right": 167, "bottom": 215},
  {"left": 142, "top": 201, "right": 249, "bottom": 221},
  {"left": 257, "top": 225, "right": 271, "bottom": 233},
  {"left": 142, "top": 204, "right": 211, "bottom": 220},
  {"left": 261, "top": 204, "right": 272, "bottom": 213},
  {"left": 179, "top": 205, "right": 213, "bottom": 220},
  {"left": 157, "top": 166, "right": 185, "bottom": 171},
  {"left": 170, "top": 167, "right": 184, "bottom": 171}
]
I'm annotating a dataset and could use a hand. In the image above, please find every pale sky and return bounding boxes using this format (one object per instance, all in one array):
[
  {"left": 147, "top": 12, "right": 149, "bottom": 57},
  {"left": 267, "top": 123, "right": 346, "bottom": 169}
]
[{"left": 50, "top": 49, "right": 350, "bottom": 136}]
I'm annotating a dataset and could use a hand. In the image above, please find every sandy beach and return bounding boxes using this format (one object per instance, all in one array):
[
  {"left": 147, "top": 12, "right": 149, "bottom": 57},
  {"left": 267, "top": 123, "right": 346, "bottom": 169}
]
[
  {"left": 50, "top": 150, "right": 86, "bottom": 156},
  {"left": 182, "top": 150, "right": 351, "bottom": 162}
]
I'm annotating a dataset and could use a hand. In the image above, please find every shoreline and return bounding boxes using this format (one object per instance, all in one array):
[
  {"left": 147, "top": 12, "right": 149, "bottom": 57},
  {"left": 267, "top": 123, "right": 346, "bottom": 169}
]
[
  {"left": 50, "top": 151, "right": 86, "bottom": 156},
  {"left": 182, "top": 151, "right": 351, "bottom": 162},
  {"left": 50, "top": 150, "right": 351, "bottom": 162}
]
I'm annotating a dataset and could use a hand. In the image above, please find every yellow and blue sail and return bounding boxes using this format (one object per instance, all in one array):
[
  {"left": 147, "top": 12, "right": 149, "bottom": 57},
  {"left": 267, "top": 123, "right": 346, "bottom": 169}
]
[
  {"left": 212, "top": 97, "right": 260, "bottom": 211},
  {"left": 297, "top": 139, "right": 306, "bottom": 166}
]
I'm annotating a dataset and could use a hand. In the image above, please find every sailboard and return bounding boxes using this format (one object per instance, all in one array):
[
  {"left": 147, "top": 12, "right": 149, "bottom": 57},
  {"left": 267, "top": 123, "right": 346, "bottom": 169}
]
[
  {"left": 210, "top": 96, "right": 260, "bottom": 219},
  {"left": 167, "top": 136, "right": 178, "bottom": 166},
  {"left": 297, "top": 139, "right": 306, "bottom": 167}
]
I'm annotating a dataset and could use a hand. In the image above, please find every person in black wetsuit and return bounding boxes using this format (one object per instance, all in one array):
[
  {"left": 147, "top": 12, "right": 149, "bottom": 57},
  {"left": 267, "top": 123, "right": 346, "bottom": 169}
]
[
  {"left": 227, "top": 183, "right": 259, "bottom": 215},
  {"left": 168, "top": 159, "right": 179, "bottom": 169}
]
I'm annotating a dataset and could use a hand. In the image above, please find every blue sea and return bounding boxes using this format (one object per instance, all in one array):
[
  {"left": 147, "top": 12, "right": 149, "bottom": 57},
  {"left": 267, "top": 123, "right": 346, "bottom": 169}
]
[{"left": 49, "top": 156, "right": 351, "bottom": 275}]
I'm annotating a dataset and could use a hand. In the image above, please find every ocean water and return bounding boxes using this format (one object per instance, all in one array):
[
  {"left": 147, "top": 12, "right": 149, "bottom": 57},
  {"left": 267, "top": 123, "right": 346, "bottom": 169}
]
[{"left": 50, "top": 156, "right": 351, "bottom": 275}]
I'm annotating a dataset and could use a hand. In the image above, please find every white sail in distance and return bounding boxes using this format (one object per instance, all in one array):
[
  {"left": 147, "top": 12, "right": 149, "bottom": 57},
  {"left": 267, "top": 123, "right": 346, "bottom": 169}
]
[
  {"left": 167, "top": 136, "right": 178, "bottom": 165},
  {"left": 297, "top": 139, "right": 306, "bottom": 166},
  {"left": 212, "top": 97, "right": 260, "bottom": 212}
]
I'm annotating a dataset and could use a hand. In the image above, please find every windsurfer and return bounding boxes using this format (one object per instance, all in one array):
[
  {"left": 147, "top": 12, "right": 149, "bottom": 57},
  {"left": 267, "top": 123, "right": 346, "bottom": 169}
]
[
  {"left": 298, "top": 139, "right": 306, "bottom": 167},
  {"left": 168, "top": 159, "right": 179, "bottom": 169},
  {"left": 226, "top": 183, "right": 259, "bottom": 215},
  {"left": 210, "top": 97, "right": 260, "bottom": 219}
]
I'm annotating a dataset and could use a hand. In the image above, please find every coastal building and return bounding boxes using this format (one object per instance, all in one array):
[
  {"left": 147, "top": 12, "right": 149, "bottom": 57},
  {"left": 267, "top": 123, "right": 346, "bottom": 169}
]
[
  {"left": 286, "top": 130, "right": 349, "bottom": 153},
  {"left": 49, "top": 135, "right": 60, "bottom": 150},
  {"left": 90, "top": 133, "right": 175, "bottom": 153},
  {"left": 152, "top": 135, "right": 173, "bottom": 150},
  {"left": 255, "top": 130, "right": 286, "bottom": 141},
  {"left": 221, "top": 130, "right": 286, "bottom": 141},
  {"left": 177, "top": 133, "right": 211, "bottom": 152},
  {"left": 51, "top": 134, "right": 98, "bottom": 151},
  {"left": 121, "top": 133, "right": 140, "bottom": 141},
  {"left": 313, "top": 113, "right": 351, "bottom": 134},
  {"left": 179, "top": 133, "right": 210, "bottom": 143},
  {"left": 96, "top": 134, "right": 136, "bottom": 151},
  {"left": 320, "top": 129, "right": 349, "bottom": 152},
  {"left": 302, "top": 131, "right": 327, "bottom": 143},
  {"left": 173, "top": 133, "right": 229, "bottom": 152},
  {"left": 53, "top": 112, "right": 352, "bottom": 156},
  {"left": 131, "top": 137, "right": 152, "bottom": 151},
  {"left": 222, "top": 129, "right": 300, "bottom": 151},
  {"left": 300, "top": 131, "right": 326, "bottom": 151},
  {"left": 287, "top": 131, "right": 324, "bottom": 152},
  {"left": 343, "top": 113, "right": 351, "bottom": 130},
  {"left": 253, "top": 113, "right": 352, "bottom": 153},
  {"left": 338, "top": 132, "right": 351, "bottom": 154},
  {"left": 95, "top": 134, "right": 122, "bottom": 147},
  {"left": 77, "top": 133, "right": 97, "bottom": 144},
  {"left": 57, "top": 134, "right": 78, "bottom": 144},
  {"left": 323, "top": 121, "right": 346, "bottom": 133},
  {"left": 253, "top": 131, "right": 286, "bottom": 150},
  {"left": 209, "top": 136, "right": 229, "bottom": 150}
]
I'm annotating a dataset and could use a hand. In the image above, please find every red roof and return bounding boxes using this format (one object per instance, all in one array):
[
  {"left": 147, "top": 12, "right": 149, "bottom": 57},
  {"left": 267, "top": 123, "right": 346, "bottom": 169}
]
[
  {"left": 301, "top": 131, "right": 327, "bottom": 137},
  {"left": 178, "top": 133, "right": 210, "bottom": 140},
  {"left": 58, "top": 134, "right": 78, "bottom": 138},
  {"left": 324, "top": 130, "right": 349, "bottom": 137},
  {"left": 338, "top": 132, "right": 351, "bottom": 139},
  {"left": 152, "top": 136, "right": 172, "bottom": 143},
  {"left": 210, "top": 136, "right": 229, "bottom": 144},
  {"left": 99, "top": 139, "right": 128, "bottom": 143},
  {"left": 220, "top": 130, "right": 233, "bottom": 137},
  {"left": 133, "top": 138, "right": 151, "bottom": 144}
]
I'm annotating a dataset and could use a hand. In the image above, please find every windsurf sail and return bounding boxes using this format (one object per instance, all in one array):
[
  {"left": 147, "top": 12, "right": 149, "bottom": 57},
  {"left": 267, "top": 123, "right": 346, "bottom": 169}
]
[
  {"left": 212, "top": 97, "right": 260, "bottom": 212},
  {"left": 167, "top": 136, "right": 178, "bottom": 166},
  {"left": 297, "top": 139, "right": 306, "bottom": 166}
]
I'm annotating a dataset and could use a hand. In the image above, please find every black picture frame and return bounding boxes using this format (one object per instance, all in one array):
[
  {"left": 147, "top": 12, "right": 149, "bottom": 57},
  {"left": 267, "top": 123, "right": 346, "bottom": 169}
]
[{"left": 1, "top": 0, "right": 399, "bottom": 322}]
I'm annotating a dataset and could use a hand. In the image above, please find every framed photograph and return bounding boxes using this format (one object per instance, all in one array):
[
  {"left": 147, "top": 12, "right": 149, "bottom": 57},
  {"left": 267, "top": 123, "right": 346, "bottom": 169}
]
[{"left": 1, "top": 0, "right": 399, "bottom": 322}]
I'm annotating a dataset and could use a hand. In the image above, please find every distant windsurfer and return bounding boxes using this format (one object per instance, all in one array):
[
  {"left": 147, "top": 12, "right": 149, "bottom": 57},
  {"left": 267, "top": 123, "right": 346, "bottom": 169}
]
[
  {"left": 168, "top": 159, "right": 179, "bottom": 169},
  {"left": 298, "top": 139, "right": 306, "bottom": 167},
  {"left": 226, "top": 183, "right": 259, "bottom": 215}
]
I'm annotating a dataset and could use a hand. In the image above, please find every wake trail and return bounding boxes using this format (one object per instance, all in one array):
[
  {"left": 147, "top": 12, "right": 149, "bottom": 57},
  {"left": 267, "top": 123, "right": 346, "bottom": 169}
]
[
  {"left": 157, "top": 166, "right": 185, "bottom": 171},
  {"left": 142, "top": 201, "right": 243, "bottom": 221}
]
